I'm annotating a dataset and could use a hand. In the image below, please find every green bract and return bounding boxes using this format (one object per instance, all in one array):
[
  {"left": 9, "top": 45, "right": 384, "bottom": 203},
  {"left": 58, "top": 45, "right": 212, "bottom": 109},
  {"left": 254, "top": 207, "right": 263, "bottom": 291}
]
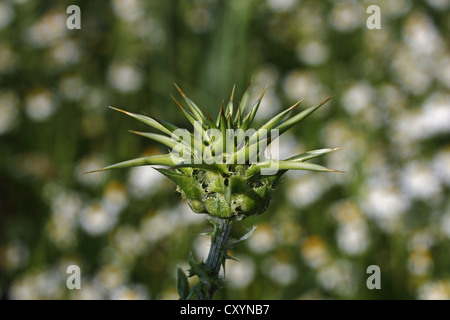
[{"left": 91, "top": 83, "right": 340, "bottom": 220}]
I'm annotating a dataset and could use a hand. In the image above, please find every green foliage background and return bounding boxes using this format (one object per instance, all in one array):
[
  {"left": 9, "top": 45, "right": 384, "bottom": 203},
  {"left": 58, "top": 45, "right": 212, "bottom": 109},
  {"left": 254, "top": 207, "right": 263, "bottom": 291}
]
[{"left": 1, "top": 0, "right": 450, "bottom": 300}]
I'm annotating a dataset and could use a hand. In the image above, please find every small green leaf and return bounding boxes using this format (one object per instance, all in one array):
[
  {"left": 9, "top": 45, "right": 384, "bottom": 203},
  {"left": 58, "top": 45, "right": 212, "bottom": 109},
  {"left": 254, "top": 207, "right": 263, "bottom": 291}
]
[
  {"left": 226, "top": 225, "right": 256, "bottom": 249},
  {"left": 157, "top": 169, "right": 203, "bottom": 200},
  {"left": 177, "top": 267, "right": 190, "bottom": 300}
]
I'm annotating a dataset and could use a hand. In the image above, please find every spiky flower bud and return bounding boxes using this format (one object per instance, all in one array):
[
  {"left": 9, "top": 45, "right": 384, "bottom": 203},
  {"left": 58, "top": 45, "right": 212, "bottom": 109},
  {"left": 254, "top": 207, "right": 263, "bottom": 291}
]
[{"left": 90, "top": 82, "right": 340, "bottom": 220}]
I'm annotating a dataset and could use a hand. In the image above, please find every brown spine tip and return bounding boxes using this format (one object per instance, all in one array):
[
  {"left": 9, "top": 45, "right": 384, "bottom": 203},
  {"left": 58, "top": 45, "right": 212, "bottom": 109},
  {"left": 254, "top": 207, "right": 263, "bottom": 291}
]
[
  {"left": 289, "top": 98, "right": 304, "bottom": 111},
  {"left": 173, "top": 83, "right": 187, "bottom": 98},
  {"left": 229, "top": 84, "right": 235, "bottom": 102},
  {"left": 246, "top": 77, "right": 253, "bottom": 91},
  {"left": 170, "top": 94, "right": 185, "bottom": 111},
  {"left": 320, "top": 95, "right": 335, "bottom": 106},
  {"left": 108, "top": 106, "right": 131, "bottom": 115},
  {"left": 259, "top": 86, "right": 268, "bottom": 101},
  {"left": 128, "top": 130, "right": 144, "bottom": 136},
  {"left": 220, "top": 101, "right": 225, "bottom": 116},
  {"left": 205, "top": 110, "right": 213, "bottom": 121},
  {"left": 84, "top": 168, "right": 106, "bottom": 174}
]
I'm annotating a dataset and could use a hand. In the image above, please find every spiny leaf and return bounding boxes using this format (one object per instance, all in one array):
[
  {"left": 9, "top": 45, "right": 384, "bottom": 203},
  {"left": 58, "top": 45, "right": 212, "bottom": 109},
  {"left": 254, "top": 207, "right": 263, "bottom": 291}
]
[
  {"left": 172, "top": 95, "right": 211, "bottom": 147},
  {"left": 259, "top": 99, "right": 303, "bottom": 132},
  {"left": 225, "top": 84, "right": 235, "bottom": 120},
  {"left": 286, "top": 147, "right": 341, "bottom": 162},
  {"left": 240, "top": 86, "right": 267, "bottom": 131},
  {"left": 173, "top": 83, "right": 206, "bottom": 123},
  {"left": 129, "top": 130, "right": 186, "bottom": 151},
  {"left": 172, "top": 162, "right": 230, "bottom": 175},
  {"left": 109, "top": 106, "right": 174, "bottom": 137},
  {"left": 86, "top": 154, "right": 176, "bottom": 173},
  {"left": 246, "top": 159, "right": 342, "bottom": 177},
  {"left": 234, "top": 78, "right": 251, "bottom": 127},
  {"left": 275, "top": 96, "right": 334, "bottom": 135},
  {"left": 242, "top": 99, "right": 303, "bottom": 153},
  {"left": 171, "top": 95, "right": 199, "bottom": 127}
]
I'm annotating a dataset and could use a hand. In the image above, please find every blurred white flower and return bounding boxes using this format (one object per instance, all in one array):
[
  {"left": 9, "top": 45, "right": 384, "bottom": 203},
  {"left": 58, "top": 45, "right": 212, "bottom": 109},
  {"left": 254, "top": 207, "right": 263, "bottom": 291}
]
[
  {"left": 408, "top": 249, "right": 432, "bottom": 276},
  {"left": 26, "top": 10, "right": 67, "bottom": 48},
  {"left": 71, "top": 283, "right": 105, "bottom": 300},
  {"left": 361, "top": 183, "right": 409, "bottom": 233},
  {"left": 287, "top": 173, "right": 328, "bottom": 208},
  {"left": 127, "top": 166, "right": 165, "bottom": 198},
  {"left": 337, "top": 223, "right": 369, "bottom": 256},
  {"left": 418, "top": 281, "right": 450, "bottom": 300},
  {"left": 0, "top": 242, "right": 28, "bottom": 272},
  {"left": 193, "top": 234, "right": 211, "bottom": 262},
  {"left": 25, "top": 89, "right": 57, "bottom": 122},
  {"left": 400, "top": 161, "right": 441, "bottom": 201},
  {"left": 140, "top": 207, "right": 189, "bottom": 244},
  {"left": 283, "top": 70, "right": 327, "bottom": 105},
  {"left": 421, "top": 93, "right": 450, "bottom": 138},
  {"left": 9, "top": 269, "right": 65, "bottom": 299},
  {"left": 383, "top": 0, "right": 411, "bottom": 17},
  {"left": 296, "top": 40, "right": 329, "bottom": 66},
  {"left": 317, "top": 260, "right": 356, "bottom": 296},
  {"left": 332, "top": 201, "right": 369, "bottom": 255},
  {"left": 434, "top": 55, "right": 450, "bottom": 88},
  {"left": 301, "top": 236, "right": 330, "bottom": 269},
  {"left": 75, "top": 155, "right": 107, "bottom": 186},
  {"left": 110, "top": 284, "right": 149, "bottom": 300},
  {"left": 113, "top": 226, "right": 144, "bottom": 258},
  {"left": 112, "top": 0, "right": 143, "bottom": 22},
  {"left": 59, "top": 75, "right": 86, "bottom": 101},
  {"left": 342, "top": 82, "right": 375, "bottom": 115},
  {"left": 223, "top": 255, "right": 255, "bottom": 289},
  {"left": 108, "top": 62, "right": 142, "bottom": 93},
  {"left": 47, "top": 214, "right": 77, "bottom": 249},
  {"left": 425, "top": 0, "right": 450, "bottom": 9},
  {"left": 267, "top": 259, "right": 297, "bottom": 286},
  {"left": 51, "top": 190, "right": 83, "bottom": 224},
  {"left": 0, "top": 1, "right": 14, "bottom": 30},
  {"left": 102, "top": 181, "right": 128, "bottom": 215},
  {"left": 247, "top": 223, "right": 276, "bottom": 254},
  {"left": 79, "top": 201, "right": 120, "bottom": 236},
  {"left": 408, "top": 230, "right": 434, "bottom": 252},
  {"left": 329, "top": 0, "right": 362, "bottom": 32},
  {"left": 266, "top": 0, "right": 297, "bottom": 13},
  {"left": 390, "top": 44, "right": 432, "bottom": 95},
  {"left": 50, "top": 40, "right": 81, "bottom": 66},
  {"left": 403, "top": 12, "right": 444, "bottom": 57},
  {"left": 95, "top": 264, "right": 126, "bottom": 291}
]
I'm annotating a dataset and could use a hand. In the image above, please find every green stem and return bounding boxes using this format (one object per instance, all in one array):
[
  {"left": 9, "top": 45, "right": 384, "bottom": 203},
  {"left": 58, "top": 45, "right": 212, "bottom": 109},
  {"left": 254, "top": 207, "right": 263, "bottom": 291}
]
[{"left": 194, "top": 219, "right": 233, "bottom": 300}]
